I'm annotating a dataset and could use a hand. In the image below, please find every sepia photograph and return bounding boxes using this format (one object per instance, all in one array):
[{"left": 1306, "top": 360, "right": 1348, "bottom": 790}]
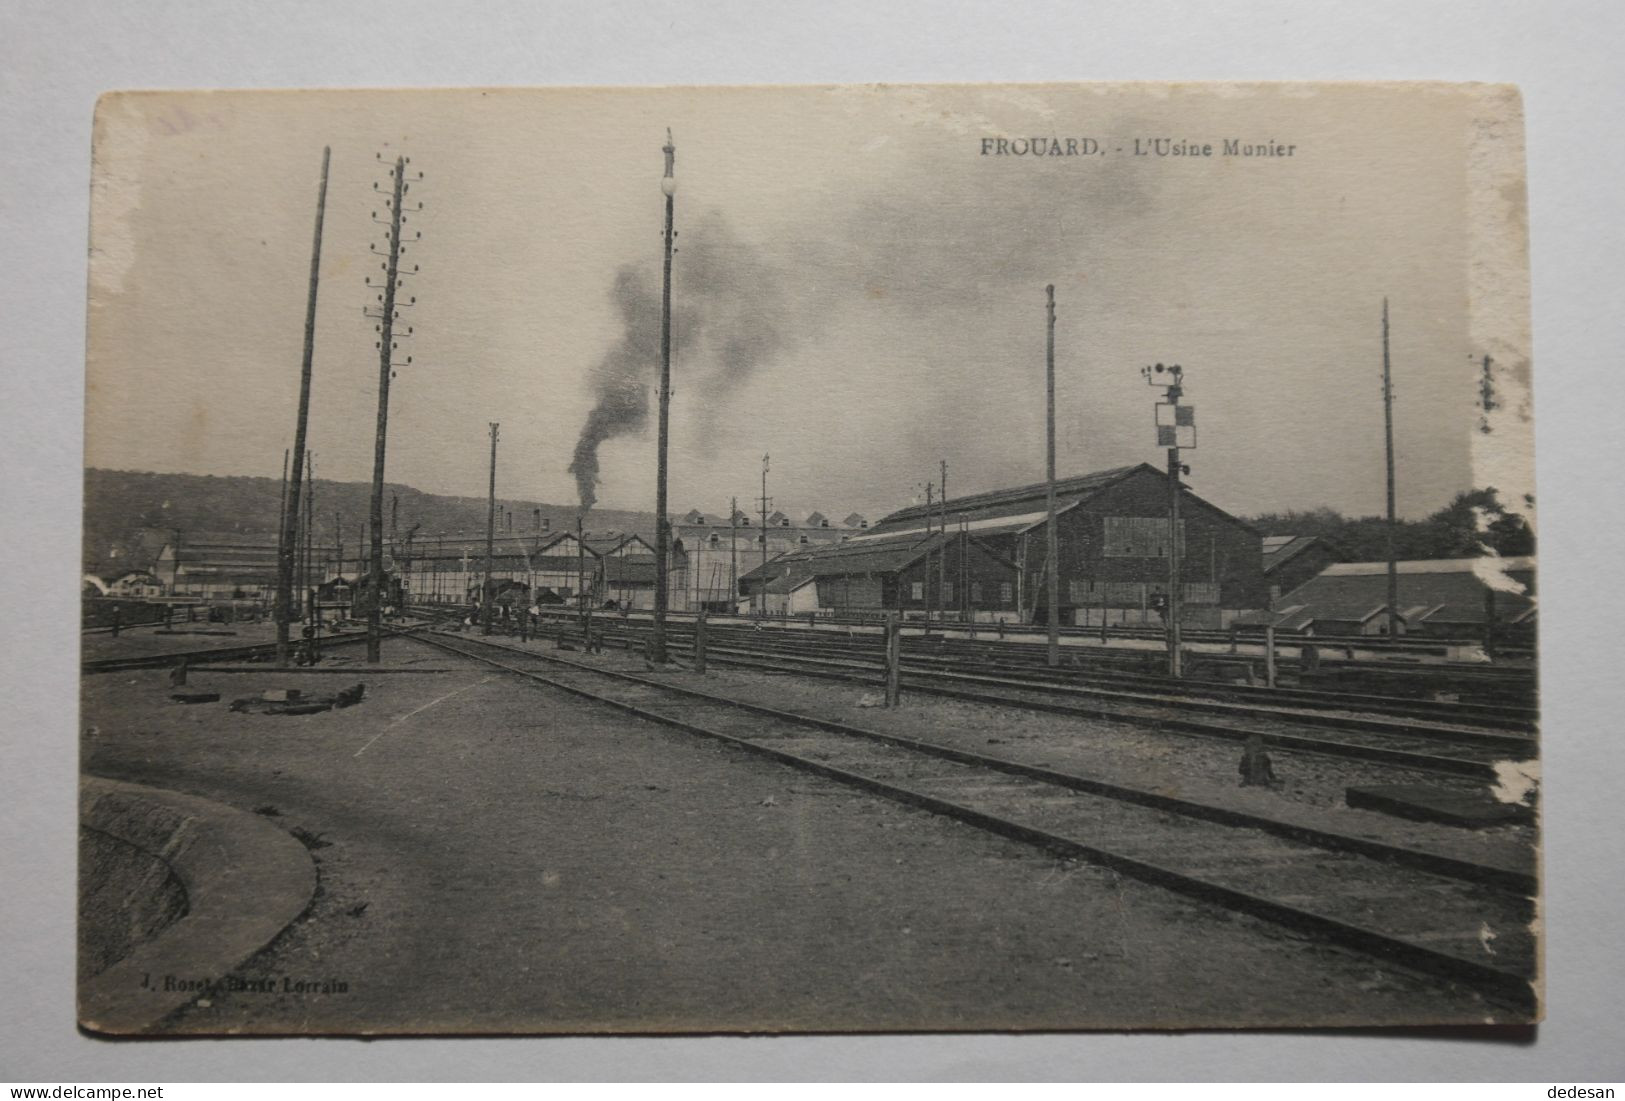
[{"left": 77, "top": 82, "right": 1539, "bottom": 1035}]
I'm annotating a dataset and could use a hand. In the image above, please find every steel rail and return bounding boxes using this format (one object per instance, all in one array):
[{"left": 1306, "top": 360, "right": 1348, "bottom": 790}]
[{"left": 411, "top": 629, "right": 1538, "bottom": 1014}]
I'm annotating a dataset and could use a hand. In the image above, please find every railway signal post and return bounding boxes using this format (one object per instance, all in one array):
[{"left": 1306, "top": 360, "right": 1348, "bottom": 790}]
[{"left": 1142, "top": 361, "right": 1195, "bottom": 678}]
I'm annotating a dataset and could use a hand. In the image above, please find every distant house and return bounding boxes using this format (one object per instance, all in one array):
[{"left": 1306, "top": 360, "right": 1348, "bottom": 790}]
[
  {"left": 805, "top": 511, "right": 830, "bottom": 528},
  {"left": 843, "top": 513, "right": 868, "bottom": 529},
  {"left": 1272, "top": 556, "right": 1536, "bottom": 639},
  {"left": 1261, "top": 535, "right": 1343, "bottom": 605},
  {"left": 108, "top": 569, "right": 165, "bottom": 598}
]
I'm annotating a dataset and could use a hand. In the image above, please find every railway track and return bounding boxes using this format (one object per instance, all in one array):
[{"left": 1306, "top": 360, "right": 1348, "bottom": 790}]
[
  {"left": 81, "top": 628, "right": 381, "bottom": 674},
  {"left": 411, "top": 629, "right": 1538, "bottom": 1014},
  {"left": 614, "top": 619, "right": 1537, "bottom": 732},
  {"left": 439, "top": 615, "right": 1536, "bottom": 781}
]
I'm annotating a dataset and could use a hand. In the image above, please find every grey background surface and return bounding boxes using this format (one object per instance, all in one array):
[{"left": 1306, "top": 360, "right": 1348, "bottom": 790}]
[{"left": 3, "top": 0, "right": 1621, "bottom": 1082}]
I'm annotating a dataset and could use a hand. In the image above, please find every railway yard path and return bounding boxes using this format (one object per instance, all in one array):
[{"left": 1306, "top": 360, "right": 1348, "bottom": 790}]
[{"left": 81, "top": 633, "right": 1529, "bottom": 1032}]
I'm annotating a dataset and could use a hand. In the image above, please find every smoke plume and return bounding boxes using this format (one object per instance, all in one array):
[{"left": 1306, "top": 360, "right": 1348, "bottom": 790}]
[{"left": 567, "top": 212, "right": 794, "bottom": 514}]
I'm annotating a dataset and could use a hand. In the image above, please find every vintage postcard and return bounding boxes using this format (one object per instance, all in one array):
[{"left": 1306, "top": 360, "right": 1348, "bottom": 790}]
[{"left": 79, "top": 83, "right": 1538, "bottom": 1034}]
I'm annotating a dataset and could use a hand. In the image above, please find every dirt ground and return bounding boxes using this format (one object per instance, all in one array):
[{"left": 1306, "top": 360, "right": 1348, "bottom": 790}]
[{"left": 79, "top": 634, "right": 1510, "bottom": 1033}]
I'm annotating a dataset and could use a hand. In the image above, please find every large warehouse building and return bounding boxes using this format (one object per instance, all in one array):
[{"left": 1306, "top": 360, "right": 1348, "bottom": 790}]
[{"left": 742, "top": 463, "right": 1266, "bottom": 627}]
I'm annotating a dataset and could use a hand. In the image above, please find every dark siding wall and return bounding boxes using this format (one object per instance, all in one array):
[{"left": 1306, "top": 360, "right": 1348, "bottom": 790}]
[
  {"left": 814, "top": 574, "right": 887, "bottom": 612},
  {"left": 1267, "top": 544, "right": 1339, "bottom": 601},
  {"left": 1080, "top": 470, "right": 1266, "bottom": 611},
  {"left": 895, "top": 537, "right": 1019, "bottom": 615},
  {"left": 1008, "top": 469, "right": 1264, "bottom": 624}
]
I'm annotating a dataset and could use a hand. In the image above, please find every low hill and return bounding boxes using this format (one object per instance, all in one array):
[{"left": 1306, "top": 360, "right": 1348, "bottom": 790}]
[{"left": 83, "top": 468, "right": 655, "bottom": 577}]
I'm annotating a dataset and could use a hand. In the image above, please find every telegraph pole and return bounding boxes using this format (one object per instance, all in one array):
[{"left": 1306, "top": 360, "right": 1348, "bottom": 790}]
[
  {"left": 363, "top": 152, "right": 424, "bottom": 663},
  {"left": 482, "top": 422, "right": 499, "bottom": 636},
  {"left": 1044, "top": 285, "right": 1060, "bottom": 667},
  {"left": 651, "top": 129, "right": 677, "bottom": 664},
  {"left": 939, "top": 459, "right": 949, "bottom": 624},
  {"left": 924, "top": 482, "right": 935, "bottom": 625},
  {"left": 1382, "top": 298, "right": 1400, "bottom": 640},
  {"left": 303, "top": 452, "right": 314, "bottom": 622},
  {"left": 275, "top": 449, "right": 289, "bottom": 615},
  {"left": 758, "top": 454, "right": 772, "bottom": 615},
  {"left": 276, "top": 147, "right": 329, "bottom": 667},
  {"left": 729, "top": 495, "right": 739, "bottom": 611}
]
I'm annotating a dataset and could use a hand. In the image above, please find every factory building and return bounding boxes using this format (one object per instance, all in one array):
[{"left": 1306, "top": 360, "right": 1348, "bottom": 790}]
[
  {"left": 1270, "top": 556, "right": 1536, "bottom": 641},
  {"left": 1261, "top": 534, "right": 1344, "bottom": 606},
  {"left": 152, "top": 533, "right": 281, "bottom": 600},
  {"left": 763, "top": 463, "right": 1265, "bottom": 626},
  {"left": 401, "top": 529, "right": 684, "bottom": 610},
  {"left": 675, "top": 509, "right": 856, "bottom": 612}
]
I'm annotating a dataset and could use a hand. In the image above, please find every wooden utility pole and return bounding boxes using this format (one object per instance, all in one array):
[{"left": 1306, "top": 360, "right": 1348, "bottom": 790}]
[
  {"left": 758, "top": 454, "right": 772, "bottom": 615},
  {"left": 275, "top": 448, "right": 290, "bottom": 611},
  {"left": 729, "top": 495, "right": 739, "bottom": 612},
  {"left": 1382, "top": 298, "right": 1401, "bottom": 640},
  {"left": 366, "top": 154, "right": 410, "bottom": 663},
  {"left": 939, "top": 459, "right": 949, "bottom": 623},
  {"left": 1044, "top": 284, "right": 1060, "bottom": 667},
  {"left": 924, "top": 482, "right": 935, "bottom": 626},
  {"left": 303, "top": 452, "right": 314, "bottom": 622},
  {"left": 276, "top": 146, "right": 329, "bottom": 667},
  {"left": 651, "top": 129, "right": 677, "bottom": 664},
  {"left": 482, "top": 422, "right": 499, "bottom": 636}
]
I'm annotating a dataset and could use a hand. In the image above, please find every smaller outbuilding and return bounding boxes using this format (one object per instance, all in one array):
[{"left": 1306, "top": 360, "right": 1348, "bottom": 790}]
[
  {"left": 1271, "top": 556, "right": 1536, "bottom": 641},
  {"left": 1261, "top": 535, "right": 1344, "bottom": 605}
]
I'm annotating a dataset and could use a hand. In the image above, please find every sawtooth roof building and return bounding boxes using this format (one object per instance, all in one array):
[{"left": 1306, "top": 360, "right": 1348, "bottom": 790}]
[{"left": 1269, "top": 556, "right": 1536, "bottom": 639}]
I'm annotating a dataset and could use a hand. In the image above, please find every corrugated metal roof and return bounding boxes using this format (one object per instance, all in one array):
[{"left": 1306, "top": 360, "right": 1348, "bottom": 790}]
[
  {"left": 878, "top": 464, "right": 1145, "bottom": 526},
  {"left": 1275, "top": 556, "right": 1536, "bottom": 629},
  {"left": 1261, "top": 534, "right": 1330, "bottom": 574},
  {"left": 1320, "top": 556, "right": 1536, "bottom": 577},
  {"left": 859, "top": 499, "right": 1083, "bottom": 541}
]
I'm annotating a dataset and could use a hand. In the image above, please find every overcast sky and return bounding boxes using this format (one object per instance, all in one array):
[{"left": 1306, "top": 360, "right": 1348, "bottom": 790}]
[{"left": 85, "top": 84, "right": 1529, "bottom": 523}]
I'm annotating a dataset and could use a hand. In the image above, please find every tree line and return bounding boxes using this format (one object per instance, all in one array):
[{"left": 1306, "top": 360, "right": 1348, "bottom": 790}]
[{"left": 1245, "top": 488, "right": 1535, "bottom": 561}]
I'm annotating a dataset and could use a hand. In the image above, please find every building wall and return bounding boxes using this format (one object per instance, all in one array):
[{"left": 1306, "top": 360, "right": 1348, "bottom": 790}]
[
  {"left": 992, "top": 470, "right": 1263, "bottom": 627},
  {"left": 1267, "top": 543, "right": 1341, "bottom": 605},
  {"left": 813, "top": 574, "right": 889, "bottom": 613},
  {"left": 894, "top": 537, "right": 1020, "bottom": 620},
  {"left": 677, "top": 523, "right": 848, "bottom": 610}
]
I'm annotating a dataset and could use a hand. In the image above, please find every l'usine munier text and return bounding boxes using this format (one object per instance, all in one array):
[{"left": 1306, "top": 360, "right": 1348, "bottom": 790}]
[{"left": 1132, "top": 138, "right": 1297, "bottom": 157}]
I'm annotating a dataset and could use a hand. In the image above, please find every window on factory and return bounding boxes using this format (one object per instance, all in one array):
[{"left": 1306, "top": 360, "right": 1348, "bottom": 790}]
[
  {"left": 970, "top": 581, "right": 983, "bottom": 604},
  {"left": 1184, "top": 582, "right": 1220, "bottom": 604},
  {"left": 943, "top": 582, "right": 954, "bottom": 605},
  {"left": 1068, "top": 580, "right": 1088, "bottom": 603},
  {"left": 999, "top": 581, "right": 1013, "bottom": 604},
  {"left": 1103, "top": 516, "right": 1186, "bottom": 557},
  {"left": 910, "top": 581, "right": 924, "bottom": 601}
]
